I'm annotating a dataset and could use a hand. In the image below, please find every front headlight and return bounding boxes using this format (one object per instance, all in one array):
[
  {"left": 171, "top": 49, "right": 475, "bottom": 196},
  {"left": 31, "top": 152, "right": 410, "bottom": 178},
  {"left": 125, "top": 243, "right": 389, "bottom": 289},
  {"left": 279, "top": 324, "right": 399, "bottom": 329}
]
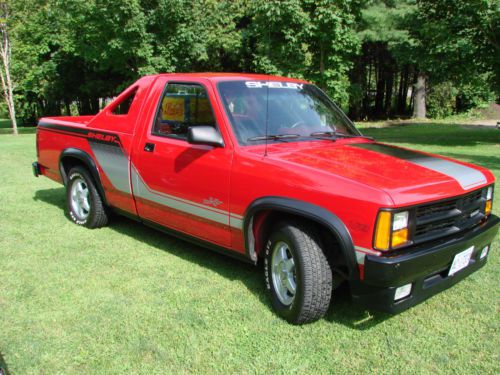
[
  {"left": 374, "top": 210, "right": 411, "bottom": 251},
  {"left": 393, "top": 211, "right": 409, "bottom": 231}
]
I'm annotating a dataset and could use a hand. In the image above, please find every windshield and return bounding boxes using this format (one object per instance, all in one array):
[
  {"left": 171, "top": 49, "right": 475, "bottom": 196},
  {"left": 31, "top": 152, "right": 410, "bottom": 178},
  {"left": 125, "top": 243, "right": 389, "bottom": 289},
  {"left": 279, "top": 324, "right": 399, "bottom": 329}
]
[{"left": 217, "top": 80, "right": 360, "bottom": 145}]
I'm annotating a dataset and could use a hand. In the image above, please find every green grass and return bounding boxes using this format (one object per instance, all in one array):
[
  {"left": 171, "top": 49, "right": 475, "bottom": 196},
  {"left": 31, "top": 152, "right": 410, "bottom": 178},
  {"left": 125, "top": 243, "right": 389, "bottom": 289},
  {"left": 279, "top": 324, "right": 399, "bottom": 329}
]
[{"left": 0, "top": 124, "right": 499, "bottom": 374}]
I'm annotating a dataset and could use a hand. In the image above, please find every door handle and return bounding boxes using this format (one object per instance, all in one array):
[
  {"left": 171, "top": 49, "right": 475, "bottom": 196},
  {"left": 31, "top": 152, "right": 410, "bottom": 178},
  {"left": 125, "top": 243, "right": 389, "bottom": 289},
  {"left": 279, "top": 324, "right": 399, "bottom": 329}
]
[{"left": 144, "top": 143, "right": 155, "bottom": 152}]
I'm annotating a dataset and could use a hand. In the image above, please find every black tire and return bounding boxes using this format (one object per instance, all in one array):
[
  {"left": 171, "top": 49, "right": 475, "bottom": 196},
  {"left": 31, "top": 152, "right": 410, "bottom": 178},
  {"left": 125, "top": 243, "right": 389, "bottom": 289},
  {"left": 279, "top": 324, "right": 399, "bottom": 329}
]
[
  {"left": 66, "top": 166, "right": 109, "bottom": 228},
  {"left": 264, "top": 221, "right": 333, "bottom": 324}
]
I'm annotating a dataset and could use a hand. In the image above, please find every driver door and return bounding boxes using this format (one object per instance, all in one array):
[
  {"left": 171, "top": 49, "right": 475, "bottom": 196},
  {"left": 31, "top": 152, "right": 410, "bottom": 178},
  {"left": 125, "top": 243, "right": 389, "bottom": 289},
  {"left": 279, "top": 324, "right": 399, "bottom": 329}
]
[{"left": 132, "top": 79, "right": 232, "bottom": 247}]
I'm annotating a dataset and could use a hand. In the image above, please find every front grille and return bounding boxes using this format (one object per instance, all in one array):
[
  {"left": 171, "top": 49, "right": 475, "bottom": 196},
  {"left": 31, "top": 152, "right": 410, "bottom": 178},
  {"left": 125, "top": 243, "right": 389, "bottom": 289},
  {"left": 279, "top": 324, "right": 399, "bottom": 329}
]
[
  {"left": 413, "top": 189, "right": 485, "bottom": 244},
  {"left": 415, "top": 218, "right": 456, "bottom": 237}
]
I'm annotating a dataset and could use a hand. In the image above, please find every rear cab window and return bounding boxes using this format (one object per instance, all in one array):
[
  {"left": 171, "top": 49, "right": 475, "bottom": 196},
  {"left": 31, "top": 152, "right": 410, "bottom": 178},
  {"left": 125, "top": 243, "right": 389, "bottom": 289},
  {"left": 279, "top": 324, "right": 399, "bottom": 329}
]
[
  {"left": 91, "top": 85, "right": 140, "bottom": 134},
  {"left": 111, "top": 88, "right": 138, "bottom": 115}
]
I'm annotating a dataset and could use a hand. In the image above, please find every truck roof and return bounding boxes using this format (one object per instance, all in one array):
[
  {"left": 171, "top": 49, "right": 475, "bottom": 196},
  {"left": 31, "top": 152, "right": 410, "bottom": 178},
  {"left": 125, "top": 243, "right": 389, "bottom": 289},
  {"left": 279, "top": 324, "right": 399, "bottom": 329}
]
[{"left": 150, "top": 72, "right": 309, "bottom": 83}]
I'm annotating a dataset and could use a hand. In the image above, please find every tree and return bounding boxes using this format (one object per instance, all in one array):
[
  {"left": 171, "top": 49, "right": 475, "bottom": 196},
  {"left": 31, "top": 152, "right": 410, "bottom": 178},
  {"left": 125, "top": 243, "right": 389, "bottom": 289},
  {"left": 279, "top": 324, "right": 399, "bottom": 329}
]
[
  {"left": 0, "top": 1, "right": 17, "bottom": 135},
  {"left": 248, "top": 0, "right": 361, "bottom": 107},
  {"left": 144, "top": 0, "right": 246, "bottom": 73},
  {"left": 415, "top": 0, "right": 499, "bottom": 90},
  {"left": 10, "top": 0, "right": 156, "bottom": 119},
  {"left": 350, "top": 0, "right": 417, "bottom": 119},
  {"left": 408, "top": 0, "right": 499, "bottom": 118},
  {"left": 248, "top": 0, "right": 312, "bottom": 77},
  {"left": 6, "top": 0, "right": 498, "bottom": 123},
  {"left": 304, "top": 0, "right": 361, "bottom": 106}
]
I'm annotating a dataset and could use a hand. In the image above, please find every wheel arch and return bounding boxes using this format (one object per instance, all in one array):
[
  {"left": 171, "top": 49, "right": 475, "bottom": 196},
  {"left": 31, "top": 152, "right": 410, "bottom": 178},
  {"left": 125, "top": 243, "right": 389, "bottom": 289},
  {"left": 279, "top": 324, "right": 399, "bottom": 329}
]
[
  {"left": 243, "top": 196, "right": 358, "bottom": 280},
  {"left": 59, "top": 148, "right": 108, "bottom": 206}
]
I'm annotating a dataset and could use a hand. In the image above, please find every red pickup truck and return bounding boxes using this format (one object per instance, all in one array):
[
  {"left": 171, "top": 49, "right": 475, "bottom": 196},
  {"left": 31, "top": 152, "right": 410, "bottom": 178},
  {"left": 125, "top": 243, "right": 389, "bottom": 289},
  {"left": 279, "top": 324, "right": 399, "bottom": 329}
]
[{"left": 33, "top": 73, "right": 499, "bottom": 324}]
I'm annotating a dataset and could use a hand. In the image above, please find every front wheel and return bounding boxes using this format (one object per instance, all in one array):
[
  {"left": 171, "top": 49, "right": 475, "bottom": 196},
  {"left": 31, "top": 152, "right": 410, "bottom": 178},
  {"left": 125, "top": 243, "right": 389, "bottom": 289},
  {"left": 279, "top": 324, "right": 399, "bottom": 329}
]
[
  {"left": 264, "top": 221, "right": 333, "bottom": 324},
  {"left": 66, "top": 166, "right": 109, "bottom": 228}
]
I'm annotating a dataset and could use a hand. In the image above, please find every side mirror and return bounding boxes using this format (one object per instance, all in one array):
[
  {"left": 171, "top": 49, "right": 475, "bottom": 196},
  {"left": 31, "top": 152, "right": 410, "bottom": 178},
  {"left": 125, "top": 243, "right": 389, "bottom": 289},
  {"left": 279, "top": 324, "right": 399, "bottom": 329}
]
[{"left": 187, "top": 126, "right": 224, "bottom": 147}]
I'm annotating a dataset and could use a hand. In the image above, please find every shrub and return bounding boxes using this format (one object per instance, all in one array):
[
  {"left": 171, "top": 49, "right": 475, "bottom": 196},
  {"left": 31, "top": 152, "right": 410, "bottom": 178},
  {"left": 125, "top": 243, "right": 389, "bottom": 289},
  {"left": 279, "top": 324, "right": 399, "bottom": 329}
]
[{"left": 427, "top": 82, "right": 458, "bottom": 118}]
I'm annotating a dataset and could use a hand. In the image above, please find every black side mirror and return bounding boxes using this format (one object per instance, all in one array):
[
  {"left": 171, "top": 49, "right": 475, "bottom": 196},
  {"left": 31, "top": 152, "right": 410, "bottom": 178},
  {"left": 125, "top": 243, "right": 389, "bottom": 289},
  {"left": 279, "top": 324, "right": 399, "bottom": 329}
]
[{"left": 187, "top": 126, "right": 224, "bottom": 147}]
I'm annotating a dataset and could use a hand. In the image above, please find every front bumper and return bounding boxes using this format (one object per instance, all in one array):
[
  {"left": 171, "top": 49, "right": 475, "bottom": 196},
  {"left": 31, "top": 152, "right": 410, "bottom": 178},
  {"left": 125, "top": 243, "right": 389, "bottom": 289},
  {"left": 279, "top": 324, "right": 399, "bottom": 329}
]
[{"left": 351, "top": 215, "right": 499, "bottom": 313}]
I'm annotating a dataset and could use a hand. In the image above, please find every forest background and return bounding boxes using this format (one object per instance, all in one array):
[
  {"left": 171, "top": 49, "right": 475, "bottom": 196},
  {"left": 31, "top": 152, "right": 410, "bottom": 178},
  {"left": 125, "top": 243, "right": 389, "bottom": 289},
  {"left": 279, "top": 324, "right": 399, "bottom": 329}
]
[{"left": 1, "top": 0, "right": 499, "bottom": 131}]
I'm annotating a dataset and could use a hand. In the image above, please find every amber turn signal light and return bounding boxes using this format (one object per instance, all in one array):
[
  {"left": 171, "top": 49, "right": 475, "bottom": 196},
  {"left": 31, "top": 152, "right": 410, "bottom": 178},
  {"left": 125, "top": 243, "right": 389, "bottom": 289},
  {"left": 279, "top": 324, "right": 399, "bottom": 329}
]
[
  {"left": 374, "top": 211, "right": 391, "bottom": 251},
  {"left": 485, "top": 200, "right": 492, "bottom": 216}
]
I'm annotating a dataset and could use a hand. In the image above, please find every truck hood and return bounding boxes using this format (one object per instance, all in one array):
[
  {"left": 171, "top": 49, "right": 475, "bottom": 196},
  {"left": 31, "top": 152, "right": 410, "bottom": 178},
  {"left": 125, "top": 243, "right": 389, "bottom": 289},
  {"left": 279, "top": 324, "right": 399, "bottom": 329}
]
[{"left": 258, "top": 141, "right": 492, "bottom": 206}]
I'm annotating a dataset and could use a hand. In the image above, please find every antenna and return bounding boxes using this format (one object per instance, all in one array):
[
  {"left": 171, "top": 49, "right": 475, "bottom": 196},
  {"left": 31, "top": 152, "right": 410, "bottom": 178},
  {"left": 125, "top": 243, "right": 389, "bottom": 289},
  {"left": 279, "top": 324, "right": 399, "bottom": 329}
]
[
  {"left": 264, "top": 22, "right": 271, "bottom": 157},
  {"left": 264, "top": 83, "right": 269, "bottom": 157}
]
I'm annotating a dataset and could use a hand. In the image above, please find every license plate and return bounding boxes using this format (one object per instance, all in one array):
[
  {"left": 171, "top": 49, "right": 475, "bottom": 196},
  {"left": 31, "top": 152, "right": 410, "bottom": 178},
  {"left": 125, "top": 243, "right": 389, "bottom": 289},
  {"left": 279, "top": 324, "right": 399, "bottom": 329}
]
[{"left": 449, "top": 246, "right": 474, "bottom": 276}]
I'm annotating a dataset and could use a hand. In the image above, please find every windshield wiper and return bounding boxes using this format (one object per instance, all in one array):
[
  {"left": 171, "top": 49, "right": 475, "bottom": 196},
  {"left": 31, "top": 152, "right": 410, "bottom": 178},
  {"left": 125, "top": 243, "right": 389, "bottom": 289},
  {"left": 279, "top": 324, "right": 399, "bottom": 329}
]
[
  {"left": 247, "top": 134, "right": 301, "bottom": 142},
  {"left": 310, "top": 131, "right": 337, "bottom": 140},
  {"left": 335, "top": 133, "right": 374, "bottom": 140},
  {"left": 309, "top": 131, "right": 373, "bottom": 141}
]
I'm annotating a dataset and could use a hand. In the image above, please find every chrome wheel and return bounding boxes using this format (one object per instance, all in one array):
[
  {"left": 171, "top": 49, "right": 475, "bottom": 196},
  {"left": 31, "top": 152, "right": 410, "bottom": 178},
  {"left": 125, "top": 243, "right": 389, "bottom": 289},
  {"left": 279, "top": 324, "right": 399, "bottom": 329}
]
[
  {"left": 271, "top": 241, "right": 297, "bottom": 306},
  {"left": 70, "top": 177, "right": 90, "bottom": 220}
]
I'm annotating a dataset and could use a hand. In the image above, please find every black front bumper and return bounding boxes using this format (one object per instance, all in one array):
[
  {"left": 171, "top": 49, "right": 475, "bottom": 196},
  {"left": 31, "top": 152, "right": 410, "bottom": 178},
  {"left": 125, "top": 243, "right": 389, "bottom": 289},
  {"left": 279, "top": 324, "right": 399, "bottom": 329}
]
[{"left": 351, "top": 215, "right": 499, "bottom": 313}]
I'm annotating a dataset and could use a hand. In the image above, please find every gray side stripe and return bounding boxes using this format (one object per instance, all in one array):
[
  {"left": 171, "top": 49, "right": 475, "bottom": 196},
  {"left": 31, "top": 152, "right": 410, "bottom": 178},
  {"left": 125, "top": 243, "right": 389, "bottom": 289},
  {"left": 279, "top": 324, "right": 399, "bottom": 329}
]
[
  {"left": 352, "top": 143, "right": 486, "bottom": 189},
  {"left": 89, "top": 142, "right": 243, "bottom": 229},
  {"left": 131, "top": 166, "right": 242, "bottom": 229},
  {"left": 90, "top": 142, "right": 131, "bottom": 194},
  {"left": 354, "top": 246, "right": 380, "bottom": 255},
  {"left": 354, "top": 246, "right": 381, "bottom": 265},
  {"left": 355, "top": 251, "right": 366, "bottom": 265},
  {"left": 230, "top": 216, "right": 243, "bottom": 229}
]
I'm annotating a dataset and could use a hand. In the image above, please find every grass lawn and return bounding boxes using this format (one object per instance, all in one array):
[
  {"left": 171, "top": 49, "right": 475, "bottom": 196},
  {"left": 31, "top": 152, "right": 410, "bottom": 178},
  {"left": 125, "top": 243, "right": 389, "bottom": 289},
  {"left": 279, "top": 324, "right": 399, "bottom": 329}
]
[{"left": 0, "top": 124, "right": 499, "bottom": 374}]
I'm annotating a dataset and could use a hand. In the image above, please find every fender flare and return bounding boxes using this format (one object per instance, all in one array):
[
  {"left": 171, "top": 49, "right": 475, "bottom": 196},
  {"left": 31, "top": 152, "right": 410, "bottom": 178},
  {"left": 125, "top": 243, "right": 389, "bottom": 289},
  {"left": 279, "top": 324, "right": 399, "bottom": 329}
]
[
  {"left": 243, "top": 196, "right": 358, "bottom": 279},
  {"left": 59, "top": 148, "right": 108, "bottom": 206}
]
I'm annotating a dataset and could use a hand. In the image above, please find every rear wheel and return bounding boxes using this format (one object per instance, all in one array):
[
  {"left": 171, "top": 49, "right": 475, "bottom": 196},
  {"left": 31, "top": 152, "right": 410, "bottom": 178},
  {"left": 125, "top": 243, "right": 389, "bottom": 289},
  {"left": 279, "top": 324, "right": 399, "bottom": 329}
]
[
  {"left": 264, "top": 221, "right": 333, "bottom": 324},
  {"left": 66, "top": 166, "right": 108, "bottom": 228}
]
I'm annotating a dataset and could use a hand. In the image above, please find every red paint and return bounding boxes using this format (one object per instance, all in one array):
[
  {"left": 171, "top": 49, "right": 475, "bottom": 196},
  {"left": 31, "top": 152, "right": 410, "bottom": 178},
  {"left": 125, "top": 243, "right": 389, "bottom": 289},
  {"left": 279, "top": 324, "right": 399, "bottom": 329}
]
[{"left": 358, "top": 265, "right": 365, "bottom": 280}]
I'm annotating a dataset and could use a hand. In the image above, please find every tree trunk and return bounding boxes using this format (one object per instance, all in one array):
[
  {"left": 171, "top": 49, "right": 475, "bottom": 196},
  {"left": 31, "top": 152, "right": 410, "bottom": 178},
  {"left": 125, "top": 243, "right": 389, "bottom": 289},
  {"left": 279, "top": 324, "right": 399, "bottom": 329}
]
[
  {"left": 384, "top": 69, "right": 394, "bottom": 116},
  {"left": 318, "top": 43, "right": 326, "bottom": 91},
  {"left": 0, "top": 4, "right": 17, "bottom": 135},
  {"left": 64, "top": 99, "right": 71, "bottom": 116},
  {"left": 348, "top": 54, "right": 365, "bottom": 120},
  {"left": 413, "top": 72, "right": 427, "bottom": 119},
  {"left": 319, "top": 43, "right": 324, "bottom": 78},
  {"left": 79, "top": 98, "right": 92, "bottom": 115},
  {"left": 90, "top": 97, "right": 99, "bottom": 114},
  {"left": 374, "top": 77, "right": 385, "bottom": 117},
  {"left": 363, "top": 45, "right": 373, "bottom": 118},
  {"left": 374, "top": 43, "right": 391, "bottom": 118},
  {"left": 404, "top": 65, "right": 415, "bottom": 115},
  {"left": 374, "top": 46, "right": 385, "bottom": 117},
  {"left": 392, "top": 68, "right": 403, "bottom": 114},
  {"left": 397, "top": 65, "right": 409, "bottom": 114}
]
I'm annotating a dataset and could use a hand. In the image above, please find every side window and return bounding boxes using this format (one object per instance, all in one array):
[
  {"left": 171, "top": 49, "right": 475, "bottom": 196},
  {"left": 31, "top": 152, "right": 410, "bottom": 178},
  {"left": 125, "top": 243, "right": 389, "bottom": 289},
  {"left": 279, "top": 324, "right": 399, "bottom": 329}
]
[
  {"left": 111, "top": 88, "right": 137, "bottom": 115},
  {"left": 152, "top": 83, "right": 216, "bottom": 139}
]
